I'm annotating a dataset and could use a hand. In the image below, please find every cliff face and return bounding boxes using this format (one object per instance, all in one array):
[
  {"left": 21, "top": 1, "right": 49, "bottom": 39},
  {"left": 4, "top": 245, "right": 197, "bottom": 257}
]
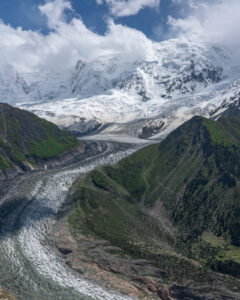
[{"left": 0, "top": 103, "right": 82, "bottom": 181}]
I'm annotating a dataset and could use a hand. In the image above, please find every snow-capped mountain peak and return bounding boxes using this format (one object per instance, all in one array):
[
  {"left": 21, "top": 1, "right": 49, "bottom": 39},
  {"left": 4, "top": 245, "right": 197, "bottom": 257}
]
[{"left": 1, "top": 38, "right": 239, "bottom": 140}]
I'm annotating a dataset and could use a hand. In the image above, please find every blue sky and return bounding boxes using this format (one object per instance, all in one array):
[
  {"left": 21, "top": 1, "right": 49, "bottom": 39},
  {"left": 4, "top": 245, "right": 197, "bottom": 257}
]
[{"left": 0, "top": 0, "right": 190, "bottom": 41}]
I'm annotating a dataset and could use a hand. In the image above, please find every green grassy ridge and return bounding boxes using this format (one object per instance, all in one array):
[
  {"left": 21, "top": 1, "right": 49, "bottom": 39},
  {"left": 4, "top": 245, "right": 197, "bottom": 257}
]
[
  {"left": 101, "top": 115, "right": 240, "bottom": 246},
  {"left": 28, "top": 135, "right": 77, "bottom": 159},
  {"left": 0, "top": 103, "right": 79, "bottom": 171},
  {"left": 69, "top": 111, "right": 240, "bottom": 284}
]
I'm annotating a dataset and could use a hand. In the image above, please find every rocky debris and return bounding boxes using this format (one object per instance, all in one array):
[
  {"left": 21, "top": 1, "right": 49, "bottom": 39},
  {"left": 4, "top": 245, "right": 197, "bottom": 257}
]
[
  {"left": 52, "top": 217, "right": 235, "bottom": 300},
  {"left": 53, "top": 222, "right": 78, "bottom": 256},
  {"left": 0, "top": 171, "right": 5, "bottom": 181},
  {"left": 0, "top": 167, "right": 22, "bottom": 181},
  {"left": 52, "top": 217, "right": 160, "bottom": 299},
  {"left": 157, "top": 286, "right": 176, "bottom": 300},
  {"left": 0, "top": 286, "right": 18, "bottom": 300}
]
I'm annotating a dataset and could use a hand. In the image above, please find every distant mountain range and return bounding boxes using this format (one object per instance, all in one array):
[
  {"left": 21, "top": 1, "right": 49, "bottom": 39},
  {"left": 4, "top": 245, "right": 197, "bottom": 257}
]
[{"left": 0, "top": 38, "right": 237, "bottom": 139}]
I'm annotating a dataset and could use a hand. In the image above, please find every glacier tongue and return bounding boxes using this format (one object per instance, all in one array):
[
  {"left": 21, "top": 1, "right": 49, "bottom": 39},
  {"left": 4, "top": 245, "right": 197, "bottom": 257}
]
[{"left": 1, "top": 38, "right": 240, "bottom": 139}]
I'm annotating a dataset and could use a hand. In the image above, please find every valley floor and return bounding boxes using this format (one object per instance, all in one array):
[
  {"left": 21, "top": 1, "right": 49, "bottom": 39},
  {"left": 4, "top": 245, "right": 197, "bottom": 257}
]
[{"left": 0, "top": 140, "right": 138, "bottom": 300}]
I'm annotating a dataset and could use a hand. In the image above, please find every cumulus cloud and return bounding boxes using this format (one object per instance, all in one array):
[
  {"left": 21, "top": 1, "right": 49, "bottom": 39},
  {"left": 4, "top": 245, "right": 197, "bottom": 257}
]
[
  {"left": 0, "top": 0, "right": 153, "bottom": 73},
  {"left": 168, "top": 0, "right": 240, "bottom": 49},
  {"left": 96, "top": 0, "right": 160, "bottom": 17},
  {"left": 39, "top": 0, "right": 73, "bottom": 29}
]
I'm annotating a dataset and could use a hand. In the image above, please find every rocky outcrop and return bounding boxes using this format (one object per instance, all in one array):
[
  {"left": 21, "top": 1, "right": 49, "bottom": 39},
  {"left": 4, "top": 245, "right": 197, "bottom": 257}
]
[
  {"left": 139, "top": 119, "right": 165, "bottom": 139},
  {"left": 66, "top": 119, "right": 102, "bottom": 137}
]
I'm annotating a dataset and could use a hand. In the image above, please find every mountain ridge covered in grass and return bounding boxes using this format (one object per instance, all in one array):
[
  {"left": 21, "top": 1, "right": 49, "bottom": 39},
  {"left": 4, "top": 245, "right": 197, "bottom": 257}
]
[
  {"left": 0, "top": 102, "right": 80, "bottom": 179},
  {"left": 67, "top": 109, "right": 240, "bottom": 298}
]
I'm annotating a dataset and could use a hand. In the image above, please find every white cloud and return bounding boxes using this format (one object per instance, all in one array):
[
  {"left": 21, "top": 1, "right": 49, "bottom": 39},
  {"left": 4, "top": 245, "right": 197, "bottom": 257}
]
[
  {"left": 168, "top": 0, "right": 240, "bottom": 49},
  {"left": 96, "top": 0, "right": 160, "bottom": 17},
  {"left": 0, "top": 0, "right": 154, "bottom": 73},
  {"left": 1, "top": 0, "right": 240, "bottom": 76},
  {"left": 39, "top": 0, "right": 73, "bottom": 29}
]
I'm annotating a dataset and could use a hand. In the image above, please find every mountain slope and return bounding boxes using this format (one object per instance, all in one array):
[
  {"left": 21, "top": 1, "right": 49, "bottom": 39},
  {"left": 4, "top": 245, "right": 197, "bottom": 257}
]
[
  {"left": 100, "top": 112, "right": 240, "bottom": 246},
  {"left": 65, "top": 111, "right": 240, "bottom": 298},
  {"left": 82, "top": 112, "right": 237, "bottom": 238},
  {"left": 0, "top": 103, "right": 80, "bottom": 180}
]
